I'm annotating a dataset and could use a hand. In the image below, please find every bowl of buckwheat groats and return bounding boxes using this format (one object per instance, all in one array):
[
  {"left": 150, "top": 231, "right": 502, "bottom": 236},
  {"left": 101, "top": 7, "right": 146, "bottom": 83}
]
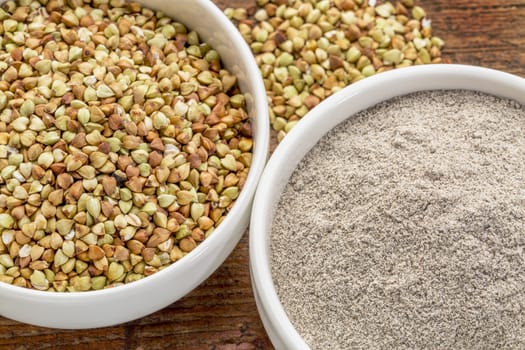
[{"left": 0, "top": 0, "right": 268, "bottom": 328}]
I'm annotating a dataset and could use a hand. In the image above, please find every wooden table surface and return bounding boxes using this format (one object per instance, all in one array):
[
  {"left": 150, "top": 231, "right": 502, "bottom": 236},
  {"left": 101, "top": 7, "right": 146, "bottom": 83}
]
[{"left": 2, "top": 0, "right": 525, "bottom": 349}]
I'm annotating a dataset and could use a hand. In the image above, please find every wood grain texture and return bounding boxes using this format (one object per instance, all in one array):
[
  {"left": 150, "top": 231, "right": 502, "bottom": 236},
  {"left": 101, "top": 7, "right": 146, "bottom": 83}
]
[{"left": 2, "top": 1, "right": 525, "bottom": 349}]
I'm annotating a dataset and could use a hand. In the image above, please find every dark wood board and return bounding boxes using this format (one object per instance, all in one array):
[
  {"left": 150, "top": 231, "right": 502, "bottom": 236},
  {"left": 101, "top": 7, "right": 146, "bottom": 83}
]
[{"left": 2, "top": 0, "right": 524, "bottom": 349}]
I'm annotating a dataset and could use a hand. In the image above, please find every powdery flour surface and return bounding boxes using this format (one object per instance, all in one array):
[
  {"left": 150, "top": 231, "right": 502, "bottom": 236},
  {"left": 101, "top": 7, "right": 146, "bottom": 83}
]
[{"left": 271, "top": 91, "right": 525, "bottom": 349}]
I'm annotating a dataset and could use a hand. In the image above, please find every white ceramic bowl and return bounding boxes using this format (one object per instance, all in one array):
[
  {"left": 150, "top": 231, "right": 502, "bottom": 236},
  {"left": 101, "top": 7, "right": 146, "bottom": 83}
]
[
  {"left": 250, "top": 64, "right": 525, "bottom": 349},
  {"left": 0, "top": 0, "right": 269, "bottom": 329}
]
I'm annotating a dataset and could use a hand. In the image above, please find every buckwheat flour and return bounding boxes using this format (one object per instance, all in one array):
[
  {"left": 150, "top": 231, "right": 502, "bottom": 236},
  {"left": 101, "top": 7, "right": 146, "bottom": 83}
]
[{"left": 271, "top": 90, "right": 525, "bottom": 349}]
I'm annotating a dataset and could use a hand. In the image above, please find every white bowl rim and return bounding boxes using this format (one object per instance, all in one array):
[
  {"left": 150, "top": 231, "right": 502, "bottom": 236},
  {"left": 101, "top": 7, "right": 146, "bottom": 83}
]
[
  {"left": 250, "top": 64, "right": 525, "bottom": 349},
  {"left": 0, "top": 0, "right": 269, "bottom": 309}
]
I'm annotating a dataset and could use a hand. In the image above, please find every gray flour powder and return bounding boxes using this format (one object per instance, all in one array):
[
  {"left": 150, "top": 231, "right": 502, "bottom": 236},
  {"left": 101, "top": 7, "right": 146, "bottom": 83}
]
[{"left": 271, "top": 90, "right": 525, "bottom": 349}]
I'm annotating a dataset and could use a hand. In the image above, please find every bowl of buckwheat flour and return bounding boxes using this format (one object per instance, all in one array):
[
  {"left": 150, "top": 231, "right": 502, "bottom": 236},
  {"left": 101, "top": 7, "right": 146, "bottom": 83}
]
[{"left": 250, "top": 64, "right": 525, "bottom": 349}]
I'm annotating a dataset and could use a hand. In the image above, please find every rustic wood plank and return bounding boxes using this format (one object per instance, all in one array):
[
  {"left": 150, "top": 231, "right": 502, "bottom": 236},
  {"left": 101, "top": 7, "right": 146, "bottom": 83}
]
[
  {"left": 2, "top": 1, "right": 525, "bottom": 349},
  {"left": 429, "top": 0, "right": 525, "bottom": 76}
]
